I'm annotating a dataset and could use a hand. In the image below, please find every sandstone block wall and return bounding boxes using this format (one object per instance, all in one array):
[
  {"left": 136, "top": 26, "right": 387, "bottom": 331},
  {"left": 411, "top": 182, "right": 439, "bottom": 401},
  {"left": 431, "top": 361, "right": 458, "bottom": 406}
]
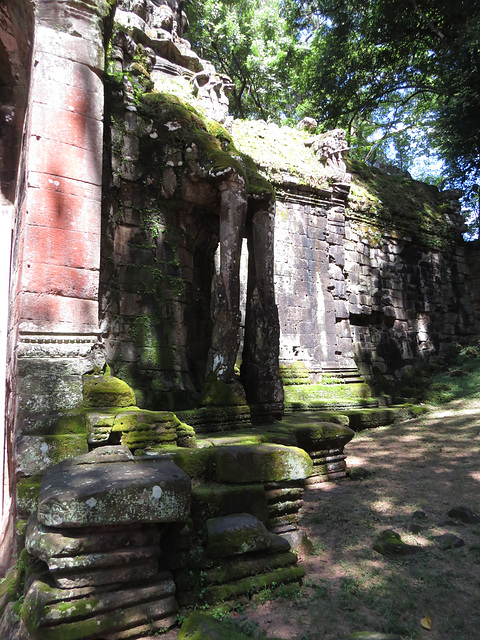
[
  {"left": 272, "top": 178, "right": 474, "bottom": 384},
  {"left": 273, "top": 186, "right": 354, "bottom": 375}
]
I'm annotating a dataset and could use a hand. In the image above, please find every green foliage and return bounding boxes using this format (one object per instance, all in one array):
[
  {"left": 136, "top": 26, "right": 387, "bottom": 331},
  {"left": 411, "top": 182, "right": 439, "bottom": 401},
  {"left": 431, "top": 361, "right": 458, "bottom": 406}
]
[
  {"left": 396, "top": 339, "right": 480, "bottom": 404},
  {"left": 295, "top": 0, "right": 480, "bottom": 198},
  {"left": 186, "top": 0, "right": 305, "bottom": 121}
]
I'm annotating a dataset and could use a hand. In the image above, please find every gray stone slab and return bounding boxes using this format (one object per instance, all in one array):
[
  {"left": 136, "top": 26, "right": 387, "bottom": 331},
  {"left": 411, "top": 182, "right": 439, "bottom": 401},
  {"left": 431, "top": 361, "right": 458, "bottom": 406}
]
[
  {"left": 214, "top": 444, "right": 313, "bottom": 483},
  {"left": 206, "top": 513, "right": 271, "bottom": 558},
  {"left": 26, "top": 513, "right": 161, "bottom": 560},
  {"left": 37, "top": 458, "right": 191, "bottom": 528}
]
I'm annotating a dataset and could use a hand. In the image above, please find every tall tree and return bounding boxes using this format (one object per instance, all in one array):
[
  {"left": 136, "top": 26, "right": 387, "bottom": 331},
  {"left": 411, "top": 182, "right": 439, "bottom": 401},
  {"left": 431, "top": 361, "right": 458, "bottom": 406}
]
[
  {"left": 297, "top": 0, "right": 480, "bottom": 190},
  {"left": 186, "top": 0, "right": 305, "bottom": 120}
]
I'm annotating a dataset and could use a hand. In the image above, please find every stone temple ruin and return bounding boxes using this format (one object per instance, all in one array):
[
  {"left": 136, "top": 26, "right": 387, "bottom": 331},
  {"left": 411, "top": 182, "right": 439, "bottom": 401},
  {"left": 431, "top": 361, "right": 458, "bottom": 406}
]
[{"left": 0, "top": 0, "right": 479, "bottom": 637}]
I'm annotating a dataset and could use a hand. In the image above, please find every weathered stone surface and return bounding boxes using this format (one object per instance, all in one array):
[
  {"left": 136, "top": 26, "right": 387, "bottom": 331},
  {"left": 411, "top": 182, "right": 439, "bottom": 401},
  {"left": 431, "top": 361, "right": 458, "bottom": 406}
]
[
  {"left": 51, "top": 559, "right": 160, "bottom": 588},
  {"left": 83, "top": 375, "right": 136, "bottom": 408},
  {"left": 37, "top": 458, "right": 190, "bottom": 528},
  {"left": 294, "top": 422, "right": 355, "bottom": 452},
  {"left": 22, "top": 574, "right": 177, "bottom": 640},
  {"left": 214, "top": 444, "right": 313, "bottom": 484},
  {"left": 26, "top": 514, "right": 160, "bottom": 560},
  {"left": 17, "top": 477, "right": 42, "bottom": 517},
  {"left": 72, "top": 445, "right": 135, "bottom": 465},
  {"left": 15, "top": 435, "right": 88, "bottom": 477},
  {"left": 205, "top": 513, "right": 271, "bottom": 558}
]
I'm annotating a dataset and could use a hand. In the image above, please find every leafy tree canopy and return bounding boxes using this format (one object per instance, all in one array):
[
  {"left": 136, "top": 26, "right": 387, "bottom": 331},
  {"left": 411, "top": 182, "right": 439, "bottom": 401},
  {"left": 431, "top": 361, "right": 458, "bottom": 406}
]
[
  {"left": 186, "top": 0, "right": 305, "bottom": 120},
  {"left": 186, "top": 0, "right": 480, "bottom": 226}
]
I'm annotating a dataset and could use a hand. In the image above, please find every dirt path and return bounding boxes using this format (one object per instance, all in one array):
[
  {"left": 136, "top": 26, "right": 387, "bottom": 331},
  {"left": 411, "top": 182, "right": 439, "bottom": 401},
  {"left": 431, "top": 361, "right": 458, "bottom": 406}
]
[{"left": 242, "top": 399, "right": 480, "bottom": 640}]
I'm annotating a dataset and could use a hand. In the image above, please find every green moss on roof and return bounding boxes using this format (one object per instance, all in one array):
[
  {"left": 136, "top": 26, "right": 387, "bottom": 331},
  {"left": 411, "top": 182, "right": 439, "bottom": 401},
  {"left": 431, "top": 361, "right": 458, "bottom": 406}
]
[
  {"left": 138, "top": 92, "right": 273, "bottom": 198},
  {"left": 231, "top": 120, "right": 330, "bottom": 189},
  {"left": 347, "top": 158, "right": 460, "bottom": 249}
]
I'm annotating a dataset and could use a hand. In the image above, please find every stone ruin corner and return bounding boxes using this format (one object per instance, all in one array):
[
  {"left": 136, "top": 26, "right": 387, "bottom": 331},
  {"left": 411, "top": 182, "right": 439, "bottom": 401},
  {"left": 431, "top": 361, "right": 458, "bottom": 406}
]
[{"left": 0, "top": 0, "right": 477, "bottom": 636}]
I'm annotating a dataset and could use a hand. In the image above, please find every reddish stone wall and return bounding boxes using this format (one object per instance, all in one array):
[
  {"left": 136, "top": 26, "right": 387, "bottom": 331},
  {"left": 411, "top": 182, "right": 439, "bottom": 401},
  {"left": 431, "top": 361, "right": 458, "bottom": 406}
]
[{"left": 2, "top": 0, "right": 112, "bottom": 573}]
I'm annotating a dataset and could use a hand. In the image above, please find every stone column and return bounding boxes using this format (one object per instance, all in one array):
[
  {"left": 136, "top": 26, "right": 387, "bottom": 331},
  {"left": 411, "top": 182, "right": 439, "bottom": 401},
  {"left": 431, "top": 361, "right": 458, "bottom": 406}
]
[
  {"left": 241, "top": 202, "right": 284, "bottom": 417},
  {"left": 207, "top": 173, "right": 247, "bottom": 383},
  {"left": 4, "top": 0, "right": 111, "bottom": 566}
]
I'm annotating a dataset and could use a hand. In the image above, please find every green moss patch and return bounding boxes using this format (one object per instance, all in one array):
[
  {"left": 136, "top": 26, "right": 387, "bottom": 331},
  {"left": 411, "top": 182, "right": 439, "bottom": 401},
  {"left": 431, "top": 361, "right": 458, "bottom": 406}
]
[
  {"left": 231, "top": 120, "right": 330, "bottom": 189},
  {"left": 347, "top": 159, "right": 459, "bottom": 250},
  {"left": 284, "top": 383, "right": 376, "bottom": 411},
  {"left": 214, "top": 444, "right": 313, "bottom": 484},
  {"left": 82, "top": 375, "right": 136, "bottom": 408},
  {"left": 178, "top": 565, "right": 305, "bottom": 607},
  {"left": 279, "top": 362, "right": 311, "bottom": 386},
  {"left": 17, "top": 475, "right": 42, "bottom": 517},
  {"left": 139, "top": 93, "right": 273, "bottom": 199}
]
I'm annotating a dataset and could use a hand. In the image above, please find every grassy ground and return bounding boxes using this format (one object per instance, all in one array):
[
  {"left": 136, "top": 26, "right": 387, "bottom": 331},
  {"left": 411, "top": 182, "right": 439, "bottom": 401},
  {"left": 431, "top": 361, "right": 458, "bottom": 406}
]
[
  {"left": 234, "top": 397, "right": 480, "bottom": 640},
  {"left": 163, "top": 348, "right": 480, "bottom": 640}
]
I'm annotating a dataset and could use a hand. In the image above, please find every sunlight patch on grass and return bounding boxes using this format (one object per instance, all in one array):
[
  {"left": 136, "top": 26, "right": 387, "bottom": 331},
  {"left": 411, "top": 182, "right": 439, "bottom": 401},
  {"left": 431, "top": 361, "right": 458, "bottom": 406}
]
[{"left": 372, "top": 499, "right": 395, "bottom": 515}]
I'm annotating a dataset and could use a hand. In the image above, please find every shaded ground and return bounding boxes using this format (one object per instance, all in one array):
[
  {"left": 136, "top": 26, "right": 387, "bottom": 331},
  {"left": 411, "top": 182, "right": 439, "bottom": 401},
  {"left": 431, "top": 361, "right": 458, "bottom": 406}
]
[{"left": 238, "top": 398, "right": 480, "bottom": 640}]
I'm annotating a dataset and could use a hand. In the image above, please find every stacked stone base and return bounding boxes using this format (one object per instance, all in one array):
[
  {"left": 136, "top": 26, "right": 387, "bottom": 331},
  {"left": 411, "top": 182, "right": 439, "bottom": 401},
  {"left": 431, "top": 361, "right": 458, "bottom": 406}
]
[
  {"left": 21, "top": 448, "right": 191, "bottom": 640},
  {"left": 305, "top": 448, "right": 348, "bottom": 487},
  {"left": 265, "top": 481, "right": 305, "bottom": 533},
  {"left": 23, "top": 574, "right": 178, "bottom": 640},
  {"left": 169, "top": 515, "right": 304, "bottom": 609},
  {"left": 176, "top": 405, "right": 252, "bottom": 433}
]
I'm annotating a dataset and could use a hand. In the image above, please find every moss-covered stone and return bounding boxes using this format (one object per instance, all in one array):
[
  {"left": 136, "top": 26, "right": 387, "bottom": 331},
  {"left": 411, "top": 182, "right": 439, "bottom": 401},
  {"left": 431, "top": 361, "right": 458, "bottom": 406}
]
[
  {"left": 278, "top": 361, "right": 311, "bottom": 386},
  {"left": 178, "top": 612, "right": 254, "bottom": 640},
  {"left": 205, "top": 513, "right": 271, "bottom": 558},
  {"left": 139, "top": 92, "right": 273, "bottom": 199},
  {"left": 46, "top": 411, "right": 87, "bottom": 436},
  {"left": 284, "top": 383, "right": 376, "bottom": 411},
  {"left": 214, "top": 444, "right": 313, "bottom": 484},
  {"left": 281, "top": 411, "right": 350, "bottom": 427},
  {"left": 176, "top": 406, "right": 252, "bottom": 433},
  {"left": 344, "top": 405, "right": 426, "bottom": 431},
  {"left": 175, "top": 548, "right": 295, "bottom": 591},
  {"left": 16, "top": 475, "right": 42, "bottom": 517},
  {"left": 159, "top": 446, "right": 217, "bottom": 479},
  {"left": 82, "top": 375, "right": 136, "bottom": 408},
  {"left": 16, "top": 435, "right": 89, "bottom": 476},
  {"left": 294, "top": 422, "right": 355, "bottom": 452},
  {"left": 192, "top": 483, "right": 268, "bottom": 526},
  {"left": 178, "top": 565, "right": 305, "bottom": 607},
  {"left": 21, "top": 575, "right": 177, "bottom": 640},
  {"left": 373, "top": 530, "right": 422, "bottom": 556},
  {"left": 348, "top": 157, "right": 458, "bottom": 251}
]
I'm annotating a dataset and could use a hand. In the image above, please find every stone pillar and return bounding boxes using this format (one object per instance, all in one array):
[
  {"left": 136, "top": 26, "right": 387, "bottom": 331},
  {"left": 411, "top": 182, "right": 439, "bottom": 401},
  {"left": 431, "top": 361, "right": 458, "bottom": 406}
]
[
  {"left": 241, "top": 202, "right": 284, "bottom": 417},
  {"left": 4, "top": 0, "right": 111, "bottom": 565},
  {"left": 207, "top": 173, "right": 247, "bottom": 382}
]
